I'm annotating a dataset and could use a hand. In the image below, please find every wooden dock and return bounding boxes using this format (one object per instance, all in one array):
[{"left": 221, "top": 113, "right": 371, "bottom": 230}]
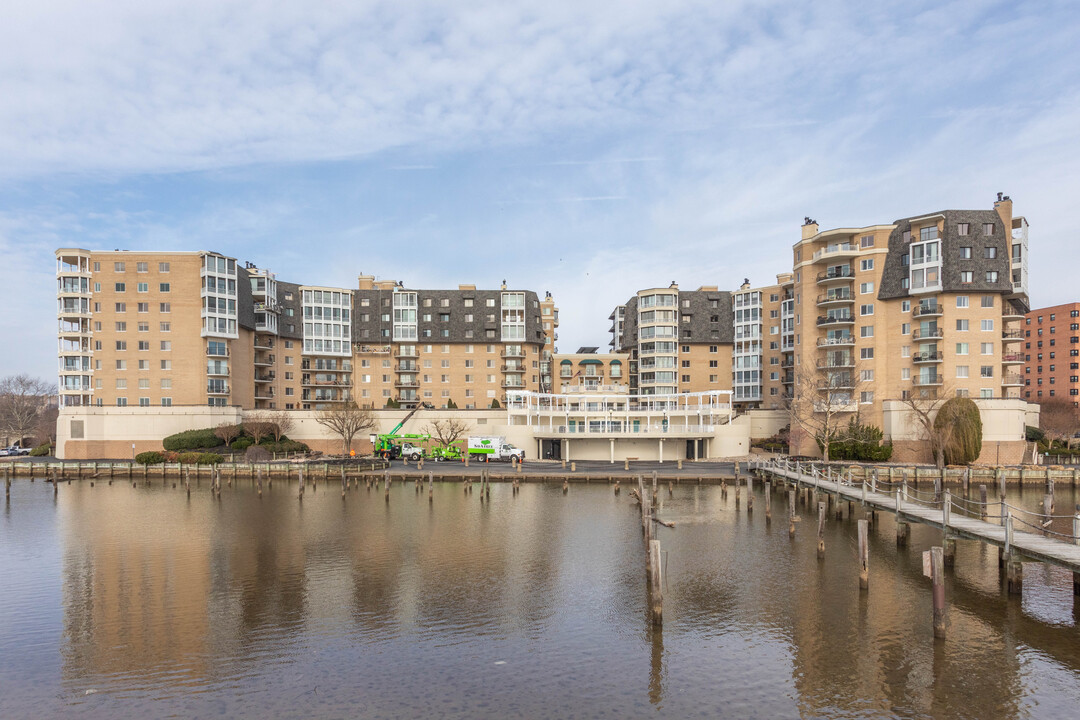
[{"left": 753, "top": 459, "right": 1080, "bottom": 578}]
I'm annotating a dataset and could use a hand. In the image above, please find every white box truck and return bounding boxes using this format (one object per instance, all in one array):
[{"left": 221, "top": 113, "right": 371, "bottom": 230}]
[{"left": 467, "top": 436, "right": 525, "bottom": 462}]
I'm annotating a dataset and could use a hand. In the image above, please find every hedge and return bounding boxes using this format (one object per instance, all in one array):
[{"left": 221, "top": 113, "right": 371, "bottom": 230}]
[
  {"left": 163, "top": 427, "right": 222, "bottom": 451},
  {"left": 258, "top": 440, "right": 309, "bottom": 454},
  {"left": 29, "top": 443, "right": 51, "bottom": 457},
  {"left": 135, "top": 451, "right": 165, "bottom": 465}
]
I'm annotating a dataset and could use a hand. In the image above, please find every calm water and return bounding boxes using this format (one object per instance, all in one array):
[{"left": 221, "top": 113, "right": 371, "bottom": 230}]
[{"left": 2, "top": 477, "right": 1079, "bottom": 719}]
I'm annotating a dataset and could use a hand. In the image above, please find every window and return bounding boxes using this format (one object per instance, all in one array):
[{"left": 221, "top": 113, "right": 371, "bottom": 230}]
[
  {"left": 959, "top": 246, "right": 972, "bottom": 259},
  {"left": 115, "top": 282, "right": 126, "bottom": 292},
  {"left": 901, "top": 300, "right": 910, "bottom": 312},
  {"left": 138, "top": 341, "right": 149, "bottom": 351},
  {"left": 137, "top": 322, "right": 149, "bottom": 332},
  {"left": 115, "top": 321, "right": 127, "bottom": 332},
  {"left": 161, "top": 360, "right": 171, "bottom": 370},
  {"left": 116, "top": 398, "right": 127, "bottom": 407},
  {"left": 115, "top": 359, "right": 126, "bottom": 370},
  {"left": 116, "top": 340, "right": 127, "bottom": 351},
  {"left": 115, "top": 378, "right": 127, "bottom": 389},
  {"left": 902, "top": 368, "right": 911, "bottom": 380},
  {"left": 161, "top": 398, "right": 172, "bottom": 407},
  {"left": 956, "top": 296, "right": 969, "bottom": 308},
  {"left": 960, "top": 271, "right": 973, "bottom": 284},
  {"left": 860, "top": 259, "right": 874, "bottom": 271},
  {"left": 958, "top": 223, "right": 969, "bottom": 236},
  {"left": 986, "top": 271, "right": 999, "bottom": 283},
  {"left": 981, "top": 319, "right": 994, "bottom": 332},
  {"left": 137, "top": 302, "right": 149, "bottom": 313},
  {"left": 159, "top": 262, "right": 170, "bottom": 272},
  {"left": 860, "top": 282, "right": 874, "bottom": 294},
  {"left": 860, "top": 235, "right": 874, "bottom": 248},
  {"left": 159, "top": 283, "right": 170, "bottom": 293},
  {"left": 860, "top": 348, "right": 874, "bottom": 359},
  {"left": 160, "top": 302, "right": 170, "bottom": 313},
  {"left": 901, "top": 323, "right": 910, "bottom": 335},
  {"left": 956, "top": 343, "right": 968, "bottom": 355},
  {"left": 980, "top": 366, "right": 994, "bottom": 378},
  {"left": 160, "top": 341, "right": 171, "bottom": 350},
  {"left": 981, "top": 342, "right": 993, "bottom": 355},
  {"left": 956, "top": 365, "right": 969, "bottom": 378},
  {"left": 860, "top": 369, "right": 874, "bottom": 382},
  {"left": 861, "top": 326, "right": 874, "bottom": 338},
  {"left": 984, "top": 247, "right": 997, "bottom": 259},
  {"left": 956, "top": 319, "right": 969, "bottom": 331},
  {"left": 981, "top": 295, "right": 994, "bottom": 308},
  {"left": 137, "top": 282, "right": 148, "bottom": 292},
  {"left": 983, "top": 223, "right": 994, "bottom": 235},
  {"left": 114, "top": 262, "right": 125, "bottom": 272},
  {"left": 160, "top": 322, "right": 170, "bottom": 332},
  {"left": 860, "top": 304, "right": 874, "bottom": 316},
  {"left": 136, "top": 262, "right": 148, "bottom": 273}
]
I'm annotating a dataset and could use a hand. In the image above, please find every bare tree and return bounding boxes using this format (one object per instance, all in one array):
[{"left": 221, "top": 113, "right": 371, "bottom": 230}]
[
  {"left": 0, "top": 375, "right": 54, "bottom": 447},
  {"left": 269, "top": 410, "right": 295, "bottom": 443},
  {"left": 425, "top": 418, "right": 471, "bottom": 449},
  {"left": 898, "top": 384, "right": 955, "bottom": 469},
  {"left": 243, "top": 411, "right": 274, "bottom": 445},
  {"left": 315, "top": 400, "right": 377, "bottom": 456},
  {"left": 1039, "top": 398, "right": 1079, "bottom": 451},
  {"left": 785, "top": 361, "right": 864, "bottom": 461},
  {"left": 214, "top": 422, "right": 242, "bottom": 447},
  {"left": 34, "top": 406, "right": 59, "bottom": 448}
]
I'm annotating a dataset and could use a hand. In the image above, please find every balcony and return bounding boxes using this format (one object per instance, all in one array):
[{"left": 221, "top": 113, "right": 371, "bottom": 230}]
[
  {"left": 911, "top": 328, "right": 943, "bottom": 340},
  {"left": 254, "top": 373, "right": 275, "bottom": 383},
  {"left": 782, "top": 375, "right": 794, "bottom": 385},
  {"left": 817, "top": 336, "right": 855, "bottom": 347},
  {"left": 1001, "top": 353, "right": 1025, "bottom": 365},
  {"left": 781, "top": 359, "right": 795, "bottom": 369},
  {"left": 394, "top": 379, "right": 420, "bottom": 388},
  {"left": 816, "top": 268, "right": 854, "bottom": 284},
  {"left": 303, "top": 378, "right": 351, "bottom": 387},
  {"left": 395, "top": 363, "right": 418, "bottom": 373},
  {"left": 354, "top": 344, "right": 392, "bottom": 354},
  {"left": 1002, "top": 374, "right": 1024, "bottom": 387},
  {"left": 816, "top": 358, "right": 854, "bottom": 369},
  {"left": 912, "top": 304, "right": 943, "bottom": 318},
  {"left": 254, "top": 390, "right": 275, "bottom": 400},
  {"left": 254, "top": 338, "right": 274, "bottom": 350},
  {"left": 818, "top": 376, "right": 854, "bottom": 390},
  {"left": 1002, "top": 330, "right": 1024, "bottom": 340},
  {"left": 501, "top": 348, "right": 526, "bottom": 358},
  {"left": 207, "top": 367, "right": 230, "bottom": 377},
  {"left": 913, "top": 376, "right": 943, "bottom": 387},
  {"left": 812, "top": 243, "right": 859, "bottom": 261},
  {"left": 253, "top": 358, "right": 272, "bottom": 367},
  {"left": 1002, "top": 305, "right": 1025, "bottom": 321},
  {"left": 206, "top": 348, "right": 230, "bottom": 357},
  {"left": 393, "top": 350, "right": 418, "bottom": 359},
  {"left": 912, "top": 351, "right": 943, "bottom": 364},
  {"left": 817, "top": 315, "right": 854, "bottom": 327},
  {"left": 816, "top": 291, "right": 853, "bottom": 306},
  {"left": 502, "top": 379, "right": 527, "bottom": 389},
  {"left": 501, "top": 365, "right": 526, "bottom": 373},
  {"left": 207, "top": 384, "right": 230, "bottom": 395}
]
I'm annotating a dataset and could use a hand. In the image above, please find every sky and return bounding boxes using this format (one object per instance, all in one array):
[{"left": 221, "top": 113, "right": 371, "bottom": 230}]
[{"left": 2, "top": 0, "right": 1079, "bottom": 378}]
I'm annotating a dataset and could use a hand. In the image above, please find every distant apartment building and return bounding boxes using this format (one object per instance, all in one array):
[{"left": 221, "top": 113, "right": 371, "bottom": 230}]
[
  {"left": 551, "top": 348, "right": 629, "bottom": 394},
  {"left": 55, "top": 249, "right": 557, "bottom": 411},
  {"left": 1023, "top": 302, "right": 1080, "bottom": 405}
]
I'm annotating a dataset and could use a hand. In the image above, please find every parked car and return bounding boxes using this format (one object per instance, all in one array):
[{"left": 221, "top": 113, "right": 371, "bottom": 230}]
[
  {"left": 0, "top": 448, "right": 8, "bottom": 457},
  {"left": 4, "top": 446, "right": 29, "bottom": 456}
]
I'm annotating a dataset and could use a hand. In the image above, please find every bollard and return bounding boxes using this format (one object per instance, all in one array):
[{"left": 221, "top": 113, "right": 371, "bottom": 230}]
[
  {"left": 570, "top": 462, "right": 576, "bottom": 473},
  {"left": 817, "top": 502, "right": 826, "bottom": 559},
  {"left": 624, "top": 458, "right": 629, "bottom": 471},
  {"left": 931, "top": 546, "right": 946, "bottom": 639},
  {"left": 677, "top": 459, "right": 682, "bottom": 470},
  {"left": 858, "top": 519, "right": 869, "bottom": 591}
]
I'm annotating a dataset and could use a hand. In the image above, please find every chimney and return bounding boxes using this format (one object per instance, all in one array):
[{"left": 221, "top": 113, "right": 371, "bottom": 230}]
[{"left": 801, "top": 217, "right": 819, "bottom": 241}]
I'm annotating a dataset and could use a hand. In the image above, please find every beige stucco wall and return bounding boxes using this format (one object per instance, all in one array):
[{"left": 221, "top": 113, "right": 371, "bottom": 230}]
[
  {"left": 746, "top": 409, "right": 789, "bottom": 440},
  {"left": 56, "top": 406, "right": 752, "bottom": 461}
]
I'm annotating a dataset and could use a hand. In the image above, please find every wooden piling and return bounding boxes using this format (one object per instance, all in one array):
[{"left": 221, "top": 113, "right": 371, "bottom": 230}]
[
  {"left": 931, "top": 546, "right": 946, "bottom": 639},
  {"left": 735, "top": 481, "right": 741, "bottom": 509},
  {"left": 980, "top": 484, "right": 988, "bottom": 520},
  {"left": 562, "top": 479, "right": 569, "bottom": 494},
  {"left": 649, "top": 539, "right": 663, "bottom": 627},
  {"left": 858, "top": 519, "right": 869, "bottom": 591},
  {"left": 1005, "top": 513, "right": 1022, "bottom": 595},
  {"left": 747, "top": 485, "right": 753, "bottom": 514},
  {"left": 614, "top": 480, "right": 621, "bottom": 495},
  {"left": 788, "top": 490, "right": 796, "bottom": 539},
  {"left": 764, "top": 481, "right": 772, "bottom": 523},
  {"left": 817, "top": 502, "right": 826, "bottom": 559}
]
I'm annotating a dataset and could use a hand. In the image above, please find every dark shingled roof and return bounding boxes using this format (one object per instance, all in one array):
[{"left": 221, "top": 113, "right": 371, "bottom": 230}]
[
  {"left": 878, "top": 210, "right": 1014, "bottom": 301},
  {"left": 276, "top": 281, "right": 304, "bottom": 340},
  {"left": 350, "top": 286, "right": 545, "bottom": 345},
  {"left": 236, "top": 266, "right": 257, "bottom": 332},
  {"left": 614, "top": 289, "right": 735, "bottom": 348}
]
